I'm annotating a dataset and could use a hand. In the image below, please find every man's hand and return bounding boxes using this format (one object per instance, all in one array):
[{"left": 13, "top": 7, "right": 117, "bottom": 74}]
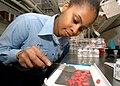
[{"left": 16, "top": 46, "right": 51, "bottom": 69}]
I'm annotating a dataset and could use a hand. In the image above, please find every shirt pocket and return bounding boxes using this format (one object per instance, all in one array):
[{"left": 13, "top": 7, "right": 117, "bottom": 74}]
[
  {"left": 37, "top": 43, "right": 48, "bottom": 57},
  {"left": 37, "top": 42, "right": 59, "bottom": 62}
]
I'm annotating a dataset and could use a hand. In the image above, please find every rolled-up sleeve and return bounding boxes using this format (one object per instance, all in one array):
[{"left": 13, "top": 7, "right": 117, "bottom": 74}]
[{"left": 0, "top": 15, "right": 29, "bottom": 65}]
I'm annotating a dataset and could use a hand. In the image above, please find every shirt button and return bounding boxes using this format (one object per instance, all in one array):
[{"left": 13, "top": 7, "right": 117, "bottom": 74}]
[
  {"left": 52, "top": 53, "right": 54, "bottom": 55},
  {"left": 37, "top": 43, "right": 43, "bottom": 47},
  {"left": 58, "top": 54, "right": 60, "bottom": 57}
]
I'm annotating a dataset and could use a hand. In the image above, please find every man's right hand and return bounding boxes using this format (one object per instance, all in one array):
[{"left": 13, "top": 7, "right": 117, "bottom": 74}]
[{"left": 16, "top": 46, "right": 52, "bottom": 69}]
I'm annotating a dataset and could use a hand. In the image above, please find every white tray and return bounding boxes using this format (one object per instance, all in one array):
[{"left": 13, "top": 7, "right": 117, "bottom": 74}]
[{"left": 44, "top": 63, "right": 112, "bottom": 86}]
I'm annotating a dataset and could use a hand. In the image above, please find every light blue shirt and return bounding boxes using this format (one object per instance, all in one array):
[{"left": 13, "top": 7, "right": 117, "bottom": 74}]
[{"left": 0, "top": 13, "right": 69, "bottom": 66}]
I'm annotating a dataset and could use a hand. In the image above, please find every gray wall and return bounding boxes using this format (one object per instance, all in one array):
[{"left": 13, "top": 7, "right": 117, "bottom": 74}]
[{"left": 101, "top": 26, "right": 120, "bottom": 46}]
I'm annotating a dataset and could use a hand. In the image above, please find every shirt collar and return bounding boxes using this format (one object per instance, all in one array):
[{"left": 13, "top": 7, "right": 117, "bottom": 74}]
[
  {"left": 38, "top": 14, "right": 61, "bottom": 45},
  {"left": 38, "top": 14, "right": 59, "bottom": 36}
]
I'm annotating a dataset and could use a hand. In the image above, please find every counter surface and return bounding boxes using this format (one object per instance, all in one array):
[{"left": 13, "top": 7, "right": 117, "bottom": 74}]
[{"left": 60, "top": 51, "right": 120, "bottom": 86}]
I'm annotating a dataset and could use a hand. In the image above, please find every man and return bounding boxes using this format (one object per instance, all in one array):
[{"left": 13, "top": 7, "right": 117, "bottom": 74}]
[{"left": 0, "top": 0, "right": 100, "bottom": 86}]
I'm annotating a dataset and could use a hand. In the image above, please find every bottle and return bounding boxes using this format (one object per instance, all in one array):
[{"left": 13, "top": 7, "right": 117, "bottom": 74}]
[
  {"left": 114, "top": 59, "right": 120, "bottom": 80},
  {"left": 93, "top": 48, "right": 99, "bottom": 57},
  {"left": 108, "top": 40, "right": 116, "bottom": 49}
]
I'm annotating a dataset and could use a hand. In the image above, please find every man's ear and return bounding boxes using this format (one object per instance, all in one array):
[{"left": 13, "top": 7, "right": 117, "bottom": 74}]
[{"left": 61, "top": 2, "right": 70, "bottom": 12}]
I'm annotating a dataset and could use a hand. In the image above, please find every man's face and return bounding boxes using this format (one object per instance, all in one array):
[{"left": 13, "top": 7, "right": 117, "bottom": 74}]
[{"left": 55, "top": 4, "right": 96, "bottom": 37}]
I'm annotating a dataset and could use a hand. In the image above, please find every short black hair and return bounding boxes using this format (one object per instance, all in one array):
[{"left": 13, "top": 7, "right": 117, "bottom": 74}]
[{"left": 69, "top": 0, "right": 100, "bottom": 19}]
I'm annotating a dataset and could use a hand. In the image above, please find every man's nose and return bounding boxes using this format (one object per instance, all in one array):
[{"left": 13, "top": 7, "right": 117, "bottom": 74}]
[{"left": 71, "top": 26, "right": 80, "bottom": 35}]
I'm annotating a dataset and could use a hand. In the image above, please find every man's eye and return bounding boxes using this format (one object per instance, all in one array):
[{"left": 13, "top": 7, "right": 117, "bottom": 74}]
[
  {"left": 74, "top": 19, "right": 78, "bottom": 24},
  {"left": 73, "top": 17, "right": 78, "bottom": 24}
]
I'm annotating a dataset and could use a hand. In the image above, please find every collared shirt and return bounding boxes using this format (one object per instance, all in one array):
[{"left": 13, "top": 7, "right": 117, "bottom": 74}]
[{"left": 0, "top": 13, "right": 69, "bottom": 65}]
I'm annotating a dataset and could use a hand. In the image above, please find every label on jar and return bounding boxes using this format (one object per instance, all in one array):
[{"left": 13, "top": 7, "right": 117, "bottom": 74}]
[{"left": 114, "top": 62, "right": 120, "bottom": 80}]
